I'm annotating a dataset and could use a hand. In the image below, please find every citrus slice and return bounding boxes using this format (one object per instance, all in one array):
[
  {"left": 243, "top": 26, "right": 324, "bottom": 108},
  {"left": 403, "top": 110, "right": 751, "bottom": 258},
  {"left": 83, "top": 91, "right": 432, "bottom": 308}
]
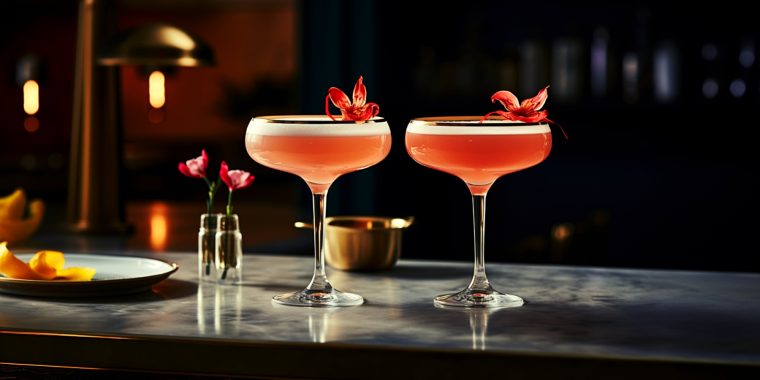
[
  {"left": 0, "top": 241, "right": 43, "bottom": 280},
  {"left": 0, "top": 189, "right": 27, "bottom": 221},
  {"left": 56, "top": 267, "right": 96, "bottom": 281},
  {"left": 29, "top": 250, "right": 65, "bottom": 280}
]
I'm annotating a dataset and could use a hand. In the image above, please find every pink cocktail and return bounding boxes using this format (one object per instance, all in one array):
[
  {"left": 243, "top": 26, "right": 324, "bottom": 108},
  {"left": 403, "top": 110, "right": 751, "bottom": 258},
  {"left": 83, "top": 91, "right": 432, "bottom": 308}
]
[
  {"left": 246, "top": 115, "right": 391, "bottom": 306},
  {"left": 248, "top": 134, "right": 390, "bottom": 194},
  {"left": 406, "top": 117, "right": 552, "bottom": 307}
]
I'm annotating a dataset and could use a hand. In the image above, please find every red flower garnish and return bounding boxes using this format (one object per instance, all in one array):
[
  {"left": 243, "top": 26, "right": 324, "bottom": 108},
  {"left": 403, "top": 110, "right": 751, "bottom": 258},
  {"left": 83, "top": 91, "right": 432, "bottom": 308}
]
[
  {"left": 325, "top": 76, "right": 380, "bottom": 122},
  {"left": 178, "top": 149, "right": 208, "bottom": 179},
  {"left": 219, "top": 161, "right": 255, "bottom": 216},
  {"left": 482, "top": 86, "right": 567, "bottom": 139}
]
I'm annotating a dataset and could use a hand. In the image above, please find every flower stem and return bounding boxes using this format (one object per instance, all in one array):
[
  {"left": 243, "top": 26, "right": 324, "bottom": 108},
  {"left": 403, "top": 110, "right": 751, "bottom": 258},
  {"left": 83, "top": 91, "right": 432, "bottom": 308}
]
[
  {"left": 203, "top": 177, "right": 214, "bottom": 215},
  {"left": 226, "top": 190, "right": 233, "bottom": 216}
]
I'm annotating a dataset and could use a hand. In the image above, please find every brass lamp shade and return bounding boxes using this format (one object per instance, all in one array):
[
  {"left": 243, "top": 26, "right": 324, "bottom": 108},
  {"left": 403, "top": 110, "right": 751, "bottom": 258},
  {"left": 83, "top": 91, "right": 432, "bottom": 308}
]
[{"left": 98, "top": 22, "right": 215, "bottom": 67}]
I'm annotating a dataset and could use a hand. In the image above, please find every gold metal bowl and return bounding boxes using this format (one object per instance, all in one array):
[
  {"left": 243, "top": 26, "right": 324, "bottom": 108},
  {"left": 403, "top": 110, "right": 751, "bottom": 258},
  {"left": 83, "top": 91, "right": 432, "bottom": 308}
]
[{"left": 295, "top": 216, "right": 414, "bottom": 272}]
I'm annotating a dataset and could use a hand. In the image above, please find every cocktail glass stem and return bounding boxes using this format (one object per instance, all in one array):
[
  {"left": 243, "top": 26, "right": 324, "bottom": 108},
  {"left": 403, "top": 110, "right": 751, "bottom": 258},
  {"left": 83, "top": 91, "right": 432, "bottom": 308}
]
[
  {"left": 271, "top": 188, "right": 363, "bottom": 307},
  {"left": 433, "top": 191, "right": 524, "bottom": 308},
  {"left": 307, "top": 191, "right": 333, "bottom": 292},
  {"left": 468, "top": 194, "right": 492, "bottom": 292}
]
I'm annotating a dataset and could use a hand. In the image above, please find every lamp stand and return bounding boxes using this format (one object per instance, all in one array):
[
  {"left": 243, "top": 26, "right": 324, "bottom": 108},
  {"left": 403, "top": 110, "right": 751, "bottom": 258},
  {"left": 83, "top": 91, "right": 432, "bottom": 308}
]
[{"left": 67, "top": 0, "right": 128, "bottom": 233}]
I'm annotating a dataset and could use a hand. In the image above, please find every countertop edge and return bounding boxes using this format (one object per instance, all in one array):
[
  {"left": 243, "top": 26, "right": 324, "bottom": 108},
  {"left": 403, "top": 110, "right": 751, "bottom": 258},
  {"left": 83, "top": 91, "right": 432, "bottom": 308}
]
[{"left": 2, "top": 329, "right": 758, "bottom": 379}]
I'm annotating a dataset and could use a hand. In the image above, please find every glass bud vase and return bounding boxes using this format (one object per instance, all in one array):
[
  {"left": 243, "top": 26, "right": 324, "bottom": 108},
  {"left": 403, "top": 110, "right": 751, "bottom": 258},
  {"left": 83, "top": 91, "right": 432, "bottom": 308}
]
[
  {"left": 198, "top": 213, "right": 222, "bottom": 282},
  {"left": 216, "top": 214, "right": 243, "bottom": 284}
]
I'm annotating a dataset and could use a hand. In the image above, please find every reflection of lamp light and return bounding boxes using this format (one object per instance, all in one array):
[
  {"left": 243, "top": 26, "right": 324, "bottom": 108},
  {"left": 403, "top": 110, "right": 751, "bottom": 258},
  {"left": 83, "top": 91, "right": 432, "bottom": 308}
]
[
  {"left": 149, "top": 202, "right": 169, "bottom": 251},
  {"left": 67, "top": 0, "right": 214, "bottom": 233}
]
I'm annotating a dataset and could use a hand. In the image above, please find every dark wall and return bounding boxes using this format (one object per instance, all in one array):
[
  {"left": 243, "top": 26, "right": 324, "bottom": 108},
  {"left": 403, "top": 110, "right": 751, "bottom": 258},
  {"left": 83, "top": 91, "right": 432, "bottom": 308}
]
[{"left": 300, "top": 0, "right": 760, "bottom": 271}]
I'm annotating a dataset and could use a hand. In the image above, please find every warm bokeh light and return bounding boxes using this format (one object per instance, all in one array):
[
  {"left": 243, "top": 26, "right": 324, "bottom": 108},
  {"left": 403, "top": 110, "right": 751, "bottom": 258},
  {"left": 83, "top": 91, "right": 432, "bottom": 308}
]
[
  {"left": 148, "top": 107, "right": 166, "bottom": 124},
  {"left": 149, "top": 202, "right": 169, "bottom": 251},
  {"left": 149, "top": 70, "right": 166, "bottom": 109},
  {"left": 23, "top": 80, "right": 39, "bottom": 115},
  {"left": 23, "top": 116, "right": 39, "bottom": 132},
  {"left": 553, "top": 224, "right": 573, "bottom": 241}
]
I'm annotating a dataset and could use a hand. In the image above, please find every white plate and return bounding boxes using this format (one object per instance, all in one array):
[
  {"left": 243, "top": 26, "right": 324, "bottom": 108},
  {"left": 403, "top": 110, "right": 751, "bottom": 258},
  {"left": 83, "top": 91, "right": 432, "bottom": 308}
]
[{"left": 0, "top": 254, "right": 179, "bottom": 298}]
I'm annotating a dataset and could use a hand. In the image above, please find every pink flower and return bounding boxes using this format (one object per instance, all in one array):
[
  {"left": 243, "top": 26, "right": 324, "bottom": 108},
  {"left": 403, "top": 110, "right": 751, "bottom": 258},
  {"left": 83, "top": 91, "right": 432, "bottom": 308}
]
[
  {"left": 219, "top": 161, "right": 255, "bottom": 191},
  {"left": 325, "top": 76, "right": 380, "bottom": 122},
  {"left": 219, "top": 161, "right": 255, "bottom": 216},
  {"left": 178, "top": 149, "right": 220, "bottom": 215},
  {"left": 482, "top": 86, "right": 567, "bottom": 138},
  {"left": 178, "top": 150, "right": 208, "bottom": 179}
]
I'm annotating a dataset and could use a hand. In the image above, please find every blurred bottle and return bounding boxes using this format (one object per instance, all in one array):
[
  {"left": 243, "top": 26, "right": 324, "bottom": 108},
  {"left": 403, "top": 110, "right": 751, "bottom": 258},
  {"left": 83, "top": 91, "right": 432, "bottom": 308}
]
[
  {"left": 590, "top": 28, "right": 611, "bottom": 99},
  {"left": 731, "top": 39, "right": 755, "bottom": 100},
  {"left": 622, "top": 51, "right": 640, "bottom": 104},
  {"left": 700, "top": 42, "right": 721, "bottom": 100},
  {"left": 519, "top": 40, "right": 550, "bottom": 96},
  {"left": 552, "top": 37, "right": 584, "bottom": 103},
  {"left": 622, "top": 8, "right": 653, "bottom": 104},
  {"left": 653, "top": 40, "right": 680, "bottom": 104}
]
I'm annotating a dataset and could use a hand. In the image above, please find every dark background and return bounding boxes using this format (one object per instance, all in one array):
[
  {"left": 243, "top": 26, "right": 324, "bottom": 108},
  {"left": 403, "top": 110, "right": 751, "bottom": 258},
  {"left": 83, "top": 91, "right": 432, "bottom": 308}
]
[{"left": 2, "top": 0, "right": 758, "bottom": 271}]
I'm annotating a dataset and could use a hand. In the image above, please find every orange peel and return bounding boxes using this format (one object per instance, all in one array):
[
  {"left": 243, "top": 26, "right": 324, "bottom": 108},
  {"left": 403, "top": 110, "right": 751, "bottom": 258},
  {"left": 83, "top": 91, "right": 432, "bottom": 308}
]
[
  {"left": 0, "top": 242, "right": 95, "bottom": 281},
  {"left": 56, "top": 267, "right": 96, "bottom": 281},
  {"left": 0, "top": 241, "right": 44, "bottom": 280},
  {"left": 0, "top": 199, "right": 45, "bottom": 244},
  {"left": 0, "top": 188, "right": 27, "bottom": 220},
  {"left": 29, "top": 250, "right": 65, "bottom": 280}
]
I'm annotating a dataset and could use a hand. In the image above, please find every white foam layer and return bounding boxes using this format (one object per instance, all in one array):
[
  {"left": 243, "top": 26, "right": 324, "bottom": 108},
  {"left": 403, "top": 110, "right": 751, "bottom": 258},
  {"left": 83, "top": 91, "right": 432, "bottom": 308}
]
[
  {"left": 248, "top": 115, "right": 390, "bottom": 136},
  {"left": 407, "top": 118, "right": 550, "bottom": 135}
]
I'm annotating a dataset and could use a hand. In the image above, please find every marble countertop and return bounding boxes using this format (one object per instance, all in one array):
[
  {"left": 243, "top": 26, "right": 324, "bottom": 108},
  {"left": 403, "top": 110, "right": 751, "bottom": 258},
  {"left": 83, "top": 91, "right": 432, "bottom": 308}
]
[{"left": 2, "top": 251, "right": 760, "bottom": 378}]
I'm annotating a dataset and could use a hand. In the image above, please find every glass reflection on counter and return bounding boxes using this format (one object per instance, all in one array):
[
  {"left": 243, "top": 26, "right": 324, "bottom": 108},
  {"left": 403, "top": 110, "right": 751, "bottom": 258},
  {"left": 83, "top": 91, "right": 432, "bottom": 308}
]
[
  {"left": 437, "top": 306, "right": 501, "bottom": 351},
  {"left": 307, "top": 308, "right": 338, "bottom": 343},
  {"left": 196, "top": 283, "right": 243, "bottom": 335}
]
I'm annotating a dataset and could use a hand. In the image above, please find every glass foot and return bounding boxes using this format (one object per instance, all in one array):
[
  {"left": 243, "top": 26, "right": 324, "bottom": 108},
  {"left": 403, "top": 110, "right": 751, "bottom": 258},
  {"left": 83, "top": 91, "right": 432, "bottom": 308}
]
[
  {"left": 272, "top": 288, "right": 364, "bottom": 307},
  {"left": 434, "top": 288, "right": 524, "bottom": 308}
]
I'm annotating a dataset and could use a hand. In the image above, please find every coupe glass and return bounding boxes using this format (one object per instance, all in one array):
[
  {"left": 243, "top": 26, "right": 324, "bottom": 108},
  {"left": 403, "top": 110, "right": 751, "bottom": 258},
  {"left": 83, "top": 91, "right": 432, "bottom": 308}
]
[
  {"left": 406, "top": 117, "right": 552, "bottom": 308},
  {"left": 245, "top": 115, "right": 391, "bottom": 306}
]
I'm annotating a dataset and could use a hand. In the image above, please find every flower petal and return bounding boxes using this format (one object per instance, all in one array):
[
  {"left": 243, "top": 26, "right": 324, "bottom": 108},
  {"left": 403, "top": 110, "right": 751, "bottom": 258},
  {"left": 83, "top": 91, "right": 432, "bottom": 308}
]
[
  {"left": 367, "top": 102, "right": 380, "bottom": 119},
  {"left": 520, "top": 86, "right": 549, "bottom": 111},
  {"left": 326, "top": 87, "right": 352, "bottom": 121},
  {"left": 345, "top": 103, "right": 380, "bottom": 122},
  {"left": 352, "top": 76, "right": 367, "bottom": 107},
  {"left": 201, "top": 149, "right": 209, "bottom": 170},
  {"left": 491, "top": 90, "right": 520, "bottom": 111},
  {"left": 325, "top": 94, "right": 339, "bottom": 121},
  {"left": 479, "top": 110, "right": 511, "bottom": 123},
  {"left": 227, "top": 170, "right": 255, "bottom": 190},
  {"left": 328, "top": 87, "right": 351, "bottom": 109},
  {"left": 543, "top": 117, "right": 568, "bottom": 139},
  {"left": 178, "top": 162, "right": 193, "bottom": 177},
  {"left": 511, "top": 110, "right": 548, "bottom": 123},
  {"left": 219, "top": 161, "right": 232, "bottom": 191}
]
